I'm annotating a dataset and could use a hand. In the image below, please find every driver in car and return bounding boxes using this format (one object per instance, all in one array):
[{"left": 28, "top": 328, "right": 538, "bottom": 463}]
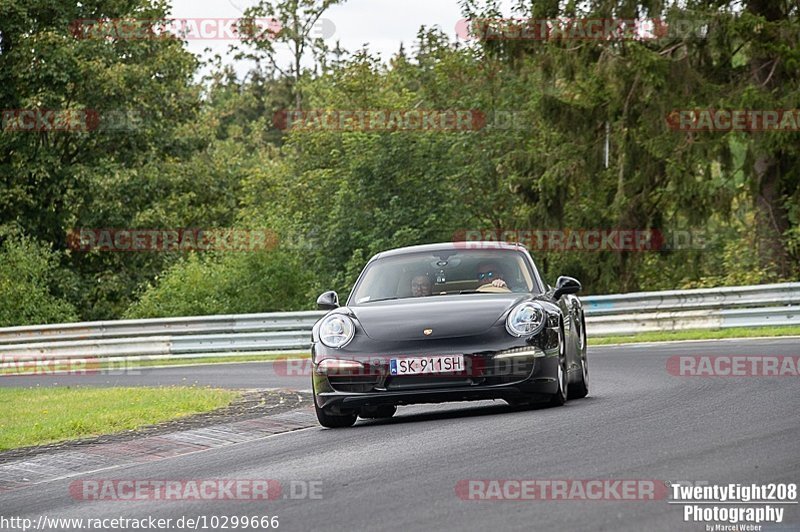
[
  {"left": 476, "top": 262, "right": 509, "bottom": 290},
  {"left": 411, "top": 274, "right": 433, "bottom": 296}
]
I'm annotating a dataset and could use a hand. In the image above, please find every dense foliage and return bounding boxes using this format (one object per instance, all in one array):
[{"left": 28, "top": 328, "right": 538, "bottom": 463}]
[{"left": 0, "top": 0, "right": 797, "bottom": 323}]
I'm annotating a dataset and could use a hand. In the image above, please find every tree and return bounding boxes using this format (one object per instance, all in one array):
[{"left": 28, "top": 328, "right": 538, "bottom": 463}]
[
  {"left": 0, "top": 0, "right": 200, "bottom": 248},
  {"left": 458, "top": 0, "right": 799, "bottom": 290},
  {"left": 237, "top": 0, "right": 345, "bottom": 109}
]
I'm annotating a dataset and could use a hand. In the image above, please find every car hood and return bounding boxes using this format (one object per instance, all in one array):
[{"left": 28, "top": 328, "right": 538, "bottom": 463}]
[{"left": 348, "top": 293, "right": 530, "bottom": 341}]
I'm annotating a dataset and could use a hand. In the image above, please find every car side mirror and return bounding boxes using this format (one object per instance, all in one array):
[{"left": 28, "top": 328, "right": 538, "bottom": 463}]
[
  {"left": 553, "top": 276, "right": 581, "bottom": 300},
  {"left": 317, "top": 290, "right": 339, "bottom": 310}
]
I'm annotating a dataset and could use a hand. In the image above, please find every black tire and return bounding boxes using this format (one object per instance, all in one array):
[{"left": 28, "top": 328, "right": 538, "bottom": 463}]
[
  {"left": 549, "top": 323, "right": 568, "bottom": 407},
  {"left": 312, "top": 376, "right": 357, "bottom": 428},
  {"left": 504, "top": 398, "right": 534, "bottom": 408},
  {"left": 568, "top": 315, "right": 589, "bottom": 400},
  {"left": 359, "top": 405, "right": 397, "bottom": 419},
  {"left": 315, "top": 401, "right": 357, "bottom": 428},
  {"left": 568, "top": 356, "right": 589, "bottom": 399},
  {"left": 313, "top": 384, "right": 357, "bottom": 428}
]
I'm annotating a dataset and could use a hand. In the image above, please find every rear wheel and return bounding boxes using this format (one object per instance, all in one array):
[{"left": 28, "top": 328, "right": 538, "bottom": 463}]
[
  {"left": 568, "top": 315, "right": 589, "bottom": 400},
  {"left": 568, "top": 355, "right": 589, "bottom": 399},
  {"left": 549, "top": 323, "right": 568, "bottom": 406}
]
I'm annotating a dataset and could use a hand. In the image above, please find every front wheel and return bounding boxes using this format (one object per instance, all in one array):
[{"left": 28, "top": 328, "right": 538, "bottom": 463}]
[
  {"left": 313, "top": 387, "right": 357, "bottom": 428},
  {"left": 314, "top": 401, "right": 357, "bottom": 428}
]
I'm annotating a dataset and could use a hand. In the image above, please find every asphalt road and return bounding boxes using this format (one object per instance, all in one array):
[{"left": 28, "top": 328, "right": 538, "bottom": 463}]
[{"left": 1, "top": 338, "right": 798, "bottom": 531}]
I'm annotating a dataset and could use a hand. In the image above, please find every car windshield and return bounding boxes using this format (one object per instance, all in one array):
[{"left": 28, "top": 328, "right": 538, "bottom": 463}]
[{"left": 349, "top": 249, "right": 539, "bottom": 305}]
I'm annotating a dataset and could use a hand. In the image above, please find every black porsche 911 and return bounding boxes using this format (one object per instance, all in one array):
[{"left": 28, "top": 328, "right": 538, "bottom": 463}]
[{"left": 310, "top": 241, "right": 588, "bottom": 428}]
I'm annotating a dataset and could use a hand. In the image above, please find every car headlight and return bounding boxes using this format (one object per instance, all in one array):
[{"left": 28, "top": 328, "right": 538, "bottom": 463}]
[
  {"left": 505, "top": 302, "right": 546, "bottom": 337},
  {"left": 318, "top": 314, "right": 355, "bottom": 348}
]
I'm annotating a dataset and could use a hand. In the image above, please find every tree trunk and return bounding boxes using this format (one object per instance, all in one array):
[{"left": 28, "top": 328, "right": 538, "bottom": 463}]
[
  {"left": 753, "top": 154, "right": 791, "bottom": 276},
  {"left": 747, "top": 0, "right": 792, "bottom": 277}
]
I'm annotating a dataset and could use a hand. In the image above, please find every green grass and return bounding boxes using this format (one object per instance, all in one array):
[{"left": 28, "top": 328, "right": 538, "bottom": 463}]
[
  {"left": 0, "top": 386, "right": 240, "bottom": 450},
  {"left": 591, "top": 325, "right": 800, "bottom": 345},
  {"left": 132, "top": 352, "right": 306, "bottom": 368}
]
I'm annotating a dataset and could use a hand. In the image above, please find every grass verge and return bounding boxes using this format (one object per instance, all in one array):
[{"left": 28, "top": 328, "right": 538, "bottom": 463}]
[
  {"left": 0, "top": 386, "right": 240, "bottom": 450},
  {"left": 590, "top": 325, "right": 800, "bottom": 345},
  {"left": 0, "top": 352, "right": 305, "bottom": 376},
  {"left": 133, "top": 352, "right": 306, "bottom": 368}
]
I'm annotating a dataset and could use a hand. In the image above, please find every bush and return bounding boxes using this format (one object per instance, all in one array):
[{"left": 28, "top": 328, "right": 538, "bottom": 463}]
[
  {"left": 0, "top": 234, "right": 78, "bottom": 326},
  {"left": 124, "top": 250, "right": 314, "bottom": 318}
]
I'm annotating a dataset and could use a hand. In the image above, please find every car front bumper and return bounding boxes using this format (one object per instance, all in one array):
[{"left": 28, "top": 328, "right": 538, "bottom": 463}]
[{"left": 312, "top": 325, "right": 561, "bottom": 413}]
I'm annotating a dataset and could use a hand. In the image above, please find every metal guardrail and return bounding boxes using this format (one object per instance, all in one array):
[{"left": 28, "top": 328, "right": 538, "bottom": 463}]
[
  {"left": 583, "top": 282, "right": 800, "bottom": 335},
  {"left": 0, "top": 312, "right": 321, "bottom": 345},
  {"left": 583, "top": 282, "right": 800, "bottom": 315},
  {"left": 0, "top": 282, "right": 798, "bottom": 368}
]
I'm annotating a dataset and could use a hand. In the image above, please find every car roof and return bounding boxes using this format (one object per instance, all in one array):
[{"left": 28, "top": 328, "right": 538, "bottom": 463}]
[{"left": 370, "top": 241, "right": 527, "bottom": 261}]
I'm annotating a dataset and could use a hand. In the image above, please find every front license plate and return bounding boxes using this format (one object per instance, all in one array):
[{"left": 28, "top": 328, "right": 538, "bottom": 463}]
[{"left": 390, "top": 355, "right": 465, "bottom": 376}]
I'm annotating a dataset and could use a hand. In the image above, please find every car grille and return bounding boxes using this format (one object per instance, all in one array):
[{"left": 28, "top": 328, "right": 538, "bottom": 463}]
[
  {"left": 327, "top": 375, "right": 381, "bottom": 393},
  {"left": 384, "top": 375, "right": 476, "bottom": 390}
]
